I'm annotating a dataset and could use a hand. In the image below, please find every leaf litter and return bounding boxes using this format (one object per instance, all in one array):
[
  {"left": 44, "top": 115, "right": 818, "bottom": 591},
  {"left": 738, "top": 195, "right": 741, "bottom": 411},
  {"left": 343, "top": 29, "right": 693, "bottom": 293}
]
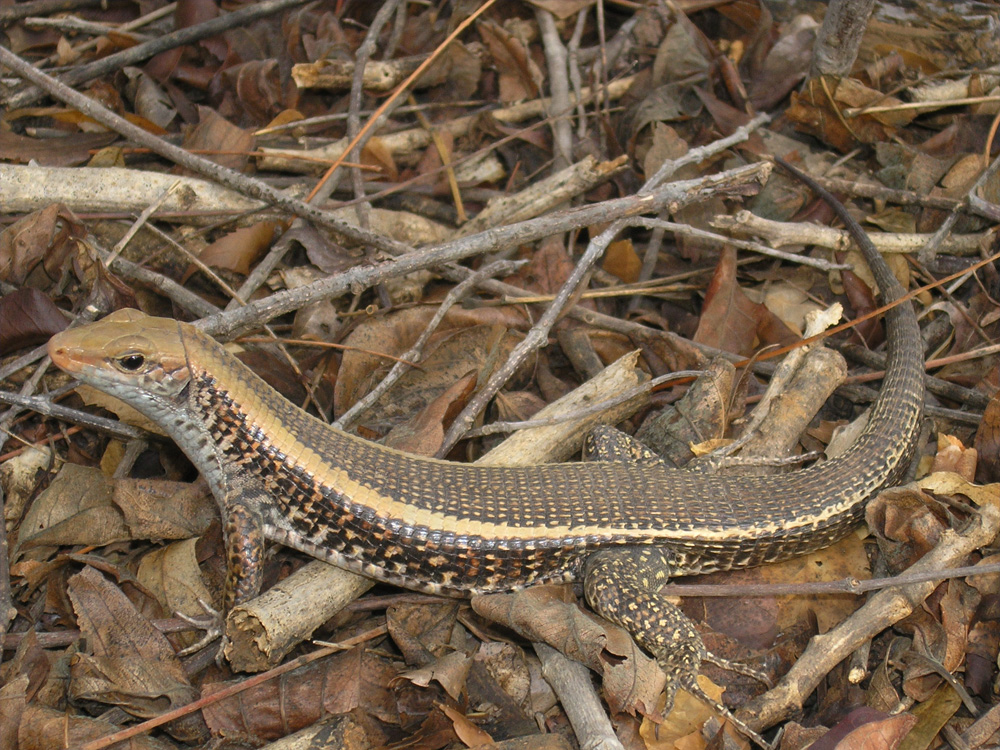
[{"left": 0, "top": 1, "right": 999, "bottom": 749}]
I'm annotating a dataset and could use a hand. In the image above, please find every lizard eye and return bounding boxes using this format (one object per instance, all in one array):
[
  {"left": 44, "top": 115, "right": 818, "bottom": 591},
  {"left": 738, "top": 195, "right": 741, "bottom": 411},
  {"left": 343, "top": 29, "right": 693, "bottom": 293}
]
[{"left": 116, "top": 354, "right": 146, "bottom": 371}]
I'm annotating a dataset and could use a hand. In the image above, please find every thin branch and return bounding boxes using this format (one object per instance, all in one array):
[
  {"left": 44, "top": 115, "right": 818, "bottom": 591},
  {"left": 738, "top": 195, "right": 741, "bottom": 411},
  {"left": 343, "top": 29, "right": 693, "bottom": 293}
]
[
  {"left": 436, "top": 114, "right": 771, "bottom": 455},
  {"left": 0, "top": 45, "right": 409, "bottom": 256},
  {"left": 5, "top": 0, "right": 313, "bottom": 108},
  {"left": 200, "top": 162, "right": 771, "bottom": 339}
]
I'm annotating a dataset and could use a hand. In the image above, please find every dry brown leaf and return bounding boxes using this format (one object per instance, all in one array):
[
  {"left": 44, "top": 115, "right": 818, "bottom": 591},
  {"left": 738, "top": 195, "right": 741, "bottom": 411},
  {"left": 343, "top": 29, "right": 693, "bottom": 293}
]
[
  {"left": 418, "top": 41, "right": 482, "bottom": 100},
  {"left": 966, "top": 619, "right": 1000, "bottom": 699},
  {"left": 0, "top": 203, "right": 87, "bottom": 285},
  {"left": 472, "top": 585, "right": 665, "bottom": 716},
  {"left": 362, "top": 135, "right": 399, "bottom": 182},
  {"left": 840, "top": 261, "right": 882, "bottom": 346},
  {"left": 493, "top": 390, "right": 546, "bottom": 423},
  {"left": 868, "top": 475, "right": 1000, "bottom": 573},
  {"left": 974, "top": 392, "right": 1000, "bottom": 483},
  {"left": 639, "top": 674, "right": 729, "bottom": 750},
  {"left": 18, "top": 464, "right": 128, "bottom": 551},
  {"left": 931, "top": 434, "right": 977, "bottom": 480},
  {"left": 0, "top": 287, "right": 67, "bottom": 355},
  {"left": 688, "top": 530, "right": 870, "bottom": 646},
  {"left": 524, "top": 0, "right": 596, "bottom": 20},
  {"left": 386, "top": 600, "right": 462, "bottom": 663},
  {"left": 194, "top": 220, "right": 282, "bottom": 277},
  {"left": 202, "top": 647, "right": 399, "bottom": 738},
  {"left": 66, "top": 567, "right": 199, "bottom": 726},
  {"left": 383, "top": 371, "right": 477, "bottom": 455},
  {"left": 602, "top": 239, "right": 641, "bottom": 284},
  {"left": 640, "top": 122, "right": 689, "bottom": 180},
  {"left": 262, "top": 108, "right": 304, "bottom": 130},
  {"left": 123, "top": 67, "right": 177, "bottom": 130},
  {"left": 507, "top": 236, "right": 575, "bottom": 296},
  {"left": 866, "top": 483, "right": 950, "bottom": 571},
  {"left": 808, "top": 706, "right": 916, "bottom": 749},
  {"left": 787, "top": 77, "right": 911, "bottom": 153},
  {"left": 628, "top": 83, "right": 704, "bottom": 150},
  {"left": 219, "top": 59, "right": 300, "bottom": 124},
  {"left": 438, "top": 702, "right": 494, "bottom": 747},
  {"left": 400, "top": 652, "right": 474, "bottom": 702},
  {"left": 19, "top": 465, "right": 213, "bottom": 557},
  {"left": 694, "top": 85, "right": 757, "bottom": 142},
  {"left": 17, "top": 703, "right": 171, "bottom": 750},
  {"left": 0, "top": 131, "right": 116, "bottom": 167},
  {"left": 756, "top": 282, "right": 824, "bottom": 335},
  {"left": 182, "top": 105, "right": 255, "bottom": 172},
  {"left": 478, "top": 19, "right": 543, "bottom": 103},
  {"left": 938, "top": 578, "right": 978, "bottom": 672},
  {"left": 749, "top": 16, "right": 816, "bottom": 110},
  {"left": 694, "top": 247, "right": 798, "bottom": 355},
  {"left": 112, "top": 477, "right": 215, "bottom": 540},
  {"left": 335, "top": 307, "right": 527, "bottom": 420},
  {"left": 0, "top": 673, "right": 28, "bottom": 749},
  {"left": 146, "top": 0, "right": 220, "bottom": 81},
  {"left": 136, "top": 539, "right": 216, "bottom": 628}
]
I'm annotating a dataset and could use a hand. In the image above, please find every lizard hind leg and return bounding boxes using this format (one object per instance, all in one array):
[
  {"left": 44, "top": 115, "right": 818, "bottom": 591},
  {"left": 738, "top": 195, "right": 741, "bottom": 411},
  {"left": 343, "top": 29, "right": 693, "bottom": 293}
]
[
  {"left": 584, "top": 547, "right": 771, "bottom": 748},
  {"left": 584, "top": 547, "right": 705, "bottom": 713}
]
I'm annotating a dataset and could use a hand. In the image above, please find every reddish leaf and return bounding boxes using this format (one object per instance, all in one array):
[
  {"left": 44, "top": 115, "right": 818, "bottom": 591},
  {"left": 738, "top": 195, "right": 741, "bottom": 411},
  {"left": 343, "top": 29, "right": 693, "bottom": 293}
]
[
  {"left": 192, "top": 220, "right": 281, "bottom": 277},
  {"left": 974, "top": 392, "right": 1000, "bottom": 483},
  {"left": 841, "top": 263, "right": 881, "bottom": 346},
  {"left": 146, "top": 0, "right": 222, "bottom": 81},
  {"left": 694, "top": 247, "right": 797, "bottom": 355},
  {"left": 478, "top": 20, "right": 543, "bottom": 102},
  {"left": 182, "top": 106, "right": 255, "bottom": 172},
  {"left": 808, "top": 707, "right": 916, "bottom": 750},
  {"left": 506, "top": 236, "right": 575, "bottom": 296},
  {"left": 748, "top": 16, "right": 815, "bottom": 110},
  {"left": 66, "top": 567, "right": 199, "bottom": 723},
  {"left": 0, "top": 204, "right": 87, "bottom": 285},
  {"left": 202, "top": 647, "right": 399, "bottom": 738},
  {"left": 0, "top": 131, "right": 116, "bottom": 167},
  {"left": 218, "top": 59, "right": 299, "bottom": 124},
  {"left": 383, "top": 371, "right": 477, "bottom": 455},
  {"left": 0, "top": 289, "right": 67, "bottom": 354},
  {"left": 695, "top": 86, "right": 755, "bottom": 139}
]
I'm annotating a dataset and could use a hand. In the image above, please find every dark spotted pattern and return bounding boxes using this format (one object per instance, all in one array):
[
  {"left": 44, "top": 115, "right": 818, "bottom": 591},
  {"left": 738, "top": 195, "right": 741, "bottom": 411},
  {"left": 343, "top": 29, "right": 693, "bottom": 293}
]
[
  {"left": 190, "top": 330, "right": 919, "bottom": 585},
  {"left": 198, "top": 372, "right": 609, "bottom": 593},
  {"left": 191, "top": 362, "right": 914, "bottom": 598},
  {"left": 222, "top": 496, "right": 265, "bottom": 608}
]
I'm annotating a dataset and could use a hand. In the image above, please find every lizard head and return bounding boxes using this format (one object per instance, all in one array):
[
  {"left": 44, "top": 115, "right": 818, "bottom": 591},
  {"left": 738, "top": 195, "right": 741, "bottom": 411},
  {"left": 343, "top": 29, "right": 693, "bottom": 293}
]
[{"left": 48, "top": 309, "right": 196, "bottom": 412}]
